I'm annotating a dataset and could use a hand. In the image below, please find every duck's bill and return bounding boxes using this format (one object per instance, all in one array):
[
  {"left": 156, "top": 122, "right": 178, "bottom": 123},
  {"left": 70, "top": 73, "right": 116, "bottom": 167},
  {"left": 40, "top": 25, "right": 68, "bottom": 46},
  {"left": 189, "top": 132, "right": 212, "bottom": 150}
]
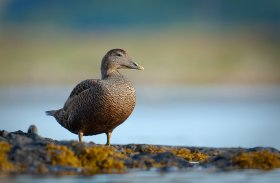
[{"left": 132, "top": 62, "right": 144, "bottom": 71}]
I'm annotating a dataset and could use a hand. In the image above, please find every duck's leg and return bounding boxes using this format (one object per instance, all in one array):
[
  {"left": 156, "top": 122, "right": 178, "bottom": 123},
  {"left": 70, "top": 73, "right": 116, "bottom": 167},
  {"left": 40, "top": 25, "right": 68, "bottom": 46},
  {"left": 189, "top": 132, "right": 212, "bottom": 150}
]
[
  {"left": 105, "top": 132, "right": 112, "bottom": 146},
  {"left": 78, "top": 131, "right": 83, "bottom": 142}
]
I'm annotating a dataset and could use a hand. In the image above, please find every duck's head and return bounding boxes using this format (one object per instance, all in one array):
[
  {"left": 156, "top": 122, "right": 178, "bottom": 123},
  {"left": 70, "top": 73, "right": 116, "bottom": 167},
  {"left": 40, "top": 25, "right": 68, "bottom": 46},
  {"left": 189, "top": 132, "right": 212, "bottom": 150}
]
[{"left": 101, "top": 49, "right": 144, "bottom": 78}]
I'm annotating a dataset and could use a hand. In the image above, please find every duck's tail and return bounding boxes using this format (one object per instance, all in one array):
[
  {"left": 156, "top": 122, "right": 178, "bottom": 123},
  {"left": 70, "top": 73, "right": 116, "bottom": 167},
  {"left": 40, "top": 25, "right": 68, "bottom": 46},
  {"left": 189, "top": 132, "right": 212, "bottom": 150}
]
[
  {"left": 45, "top": 109, "right": 66, "bottom": 126},
  {"left": 45, "top": 110, "right": 57, "bottom": 116}
]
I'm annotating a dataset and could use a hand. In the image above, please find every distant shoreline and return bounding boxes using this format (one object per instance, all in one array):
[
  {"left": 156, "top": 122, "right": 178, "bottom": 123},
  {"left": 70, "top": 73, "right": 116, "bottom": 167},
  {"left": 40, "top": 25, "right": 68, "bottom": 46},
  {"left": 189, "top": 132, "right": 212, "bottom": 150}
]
[{"left": 0, "top": 29, "right": 279, "bottom": 85}]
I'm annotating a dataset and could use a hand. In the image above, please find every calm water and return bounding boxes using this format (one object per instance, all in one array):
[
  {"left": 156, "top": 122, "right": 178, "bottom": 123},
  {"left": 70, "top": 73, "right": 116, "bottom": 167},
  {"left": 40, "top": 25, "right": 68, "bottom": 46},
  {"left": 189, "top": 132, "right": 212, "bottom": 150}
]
[
  {"left": 0, "top": 85, "right": 280, "bottom": 149},
  {"left": 2, "top": 169, "right": 280, "bottom": 183},
  {"left": 1, "top": 85, "right": 280, "bottom": 182}
]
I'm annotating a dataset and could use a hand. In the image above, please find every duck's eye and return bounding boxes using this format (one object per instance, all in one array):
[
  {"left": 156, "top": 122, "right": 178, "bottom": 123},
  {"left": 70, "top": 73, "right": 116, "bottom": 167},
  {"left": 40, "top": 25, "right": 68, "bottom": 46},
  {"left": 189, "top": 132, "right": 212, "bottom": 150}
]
[{"left": 116, "top": 53, "right": 122, "bottom": 57}]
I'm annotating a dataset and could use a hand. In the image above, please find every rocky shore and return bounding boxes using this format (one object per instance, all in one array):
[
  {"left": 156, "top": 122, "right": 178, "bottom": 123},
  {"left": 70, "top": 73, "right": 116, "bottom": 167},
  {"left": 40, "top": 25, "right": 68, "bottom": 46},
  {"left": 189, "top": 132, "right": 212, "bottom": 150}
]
[{"left": 0, "top": 126, "right": 280, "bottom": 176}]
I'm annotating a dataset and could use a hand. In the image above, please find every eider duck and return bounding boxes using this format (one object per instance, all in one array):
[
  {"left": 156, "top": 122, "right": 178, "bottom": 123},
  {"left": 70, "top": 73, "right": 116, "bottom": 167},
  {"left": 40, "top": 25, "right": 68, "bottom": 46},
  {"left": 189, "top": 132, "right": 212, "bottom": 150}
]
[{"left": 46, "top": 49, "right": 144, "bottom": 145}]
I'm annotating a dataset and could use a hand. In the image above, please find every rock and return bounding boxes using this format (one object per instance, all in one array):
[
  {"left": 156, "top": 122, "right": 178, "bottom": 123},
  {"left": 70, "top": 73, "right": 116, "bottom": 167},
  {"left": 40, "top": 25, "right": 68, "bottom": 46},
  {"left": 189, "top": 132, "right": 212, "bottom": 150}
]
[
  {"left": 0, "top": 130, "right": 9, "bottom": 138},
  {"left": 0, "top": 129, "right": 279, "bottom": 175},
  {"left": 27, "top": 125, "right": 38, "bottom": 135}
]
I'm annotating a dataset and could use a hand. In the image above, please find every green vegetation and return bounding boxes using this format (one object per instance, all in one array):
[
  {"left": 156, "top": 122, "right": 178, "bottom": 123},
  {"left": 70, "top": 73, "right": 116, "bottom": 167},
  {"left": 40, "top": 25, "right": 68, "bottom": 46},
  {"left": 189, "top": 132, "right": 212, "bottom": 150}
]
[{"left": 0, "top": 28, "right": 279, "bottom": 85}]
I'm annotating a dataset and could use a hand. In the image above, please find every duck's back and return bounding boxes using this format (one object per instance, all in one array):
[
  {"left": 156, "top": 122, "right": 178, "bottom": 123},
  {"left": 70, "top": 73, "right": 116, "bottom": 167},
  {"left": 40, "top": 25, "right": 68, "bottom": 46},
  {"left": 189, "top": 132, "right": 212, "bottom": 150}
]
[{"left": 65, "top": 76, "right": 136, "bottom": 135}]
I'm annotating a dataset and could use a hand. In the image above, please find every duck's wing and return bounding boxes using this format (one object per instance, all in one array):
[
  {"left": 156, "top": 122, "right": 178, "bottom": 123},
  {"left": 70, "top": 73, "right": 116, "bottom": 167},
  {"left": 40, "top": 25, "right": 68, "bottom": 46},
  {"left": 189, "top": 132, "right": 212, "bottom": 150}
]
[
  {"left": 68, "top": 79, "right": 98, "bottom": 98},
  {"left": 64, "top": 79, "right": 98, "bottom": 108}
]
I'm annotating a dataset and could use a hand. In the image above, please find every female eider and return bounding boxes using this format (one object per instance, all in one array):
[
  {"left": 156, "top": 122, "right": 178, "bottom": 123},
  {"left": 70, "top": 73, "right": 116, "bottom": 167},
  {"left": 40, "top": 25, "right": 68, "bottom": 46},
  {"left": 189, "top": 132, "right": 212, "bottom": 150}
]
[{"left": 46, "top": 49, "right": 144, "bottom": 145}]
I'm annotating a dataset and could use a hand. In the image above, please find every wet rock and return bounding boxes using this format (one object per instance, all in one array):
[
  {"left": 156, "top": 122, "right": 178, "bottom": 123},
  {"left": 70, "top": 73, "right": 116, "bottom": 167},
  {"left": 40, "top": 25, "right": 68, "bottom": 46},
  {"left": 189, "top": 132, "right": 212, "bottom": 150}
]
[
  {"left": 0, "top": 130, "right": 9, "bottom": 138},
  {"left": 152, "top": 152, "right": 191, "bottom": 168},
  {"left": 27, "top": 125, "right": 38, "bottom": 135},
  {"left": 159, "top": 166, "right": 179, "bottom": 172},
  {"left": 0, "top": 129, "right": 279, "bottom": 175}
]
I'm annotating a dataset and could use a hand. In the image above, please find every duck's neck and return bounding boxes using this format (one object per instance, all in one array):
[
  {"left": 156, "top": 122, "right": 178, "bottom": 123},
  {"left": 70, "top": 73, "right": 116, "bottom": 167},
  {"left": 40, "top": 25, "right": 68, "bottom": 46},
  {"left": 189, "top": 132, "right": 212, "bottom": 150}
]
[{"left": 101, "top": 68, "right": 123, "bottom": 80}]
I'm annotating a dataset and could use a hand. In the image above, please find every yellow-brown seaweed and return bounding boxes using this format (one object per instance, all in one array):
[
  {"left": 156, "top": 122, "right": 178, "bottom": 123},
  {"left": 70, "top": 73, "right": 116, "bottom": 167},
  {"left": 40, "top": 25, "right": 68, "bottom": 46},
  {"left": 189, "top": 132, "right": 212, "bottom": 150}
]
[
  {"left": 46, "top": 143, "right": 126, "bottom": 174},
  {"left": 232, "top": 150, "right": 280, "bottom": 170},
  {"left": 79, "top": 146, "right": 126, "bottom": 174},
  {"left": 133, "top": 145, "right": 208, "bottom": 162},
  {"left": 0, "top": 141, "right": 14, "bottom": 172},
  {"left": 172, "top": 148, "right": 209, "bottom": 162},
  {"left": 46, "top": 143, "right": 81, "bottom": 167}
]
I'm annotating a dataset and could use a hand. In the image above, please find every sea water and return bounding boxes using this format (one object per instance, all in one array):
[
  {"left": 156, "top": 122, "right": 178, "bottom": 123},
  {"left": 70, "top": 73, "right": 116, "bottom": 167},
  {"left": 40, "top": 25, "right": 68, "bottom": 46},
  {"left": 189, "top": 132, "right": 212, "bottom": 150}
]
[
  {"left": 0, "top": 85, "right": 279, "bottom": 149},
  {"left": 2, "top": 169, "right": 280, "bottom": 183},
  {"left": 0, "top": 85, "right": 280, "bottom": 183}
]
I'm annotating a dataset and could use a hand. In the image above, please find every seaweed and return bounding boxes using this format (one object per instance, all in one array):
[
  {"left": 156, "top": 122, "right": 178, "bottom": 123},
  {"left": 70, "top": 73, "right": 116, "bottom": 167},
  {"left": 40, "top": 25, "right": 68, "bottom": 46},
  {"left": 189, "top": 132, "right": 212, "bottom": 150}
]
[
  {"left": 79, "top": 146, "right": 126, "bottom": 174},
  {"left": 172, "top": 148, "right": 209, "bottom": 162},
  {"left": 46, "top": 143, "right": 81, "bottom": 167},
  {"left": 232, "top": 150, "right": 280, "bottom": 170},
  {"left": 46, "top": 143, "right": 126, "bottom": 174},
  {"left": 0, "top": 141, "right": 14, "bottom": 172}
]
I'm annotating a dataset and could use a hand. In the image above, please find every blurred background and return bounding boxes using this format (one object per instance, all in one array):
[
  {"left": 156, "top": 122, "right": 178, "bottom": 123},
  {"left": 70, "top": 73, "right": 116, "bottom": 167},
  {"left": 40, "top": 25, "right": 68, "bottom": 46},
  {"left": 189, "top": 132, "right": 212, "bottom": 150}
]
[{"left": 0, "top": 0, "right": 280, "bottom": 148}]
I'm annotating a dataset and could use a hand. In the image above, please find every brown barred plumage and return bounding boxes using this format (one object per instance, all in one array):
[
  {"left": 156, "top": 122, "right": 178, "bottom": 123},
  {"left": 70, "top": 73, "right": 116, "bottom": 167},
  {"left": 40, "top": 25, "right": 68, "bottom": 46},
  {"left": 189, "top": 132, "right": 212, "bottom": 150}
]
[{"left": 46, "top": 49, "right": 144, "bottom": 145}]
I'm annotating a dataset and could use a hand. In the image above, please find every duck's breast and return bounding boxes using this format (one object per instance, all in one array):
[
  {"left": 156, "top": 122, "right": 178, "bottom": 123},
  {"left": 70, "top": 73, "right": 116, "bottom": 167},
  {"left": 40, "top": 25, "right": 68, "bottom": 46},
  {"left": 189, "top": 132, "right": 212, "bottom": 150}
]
[
  {"left": 101, "top": 78, "right": 136, "bottom": 127},
  {"left": 79, "top": 78, "right": 136, "bottom": 135}
]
